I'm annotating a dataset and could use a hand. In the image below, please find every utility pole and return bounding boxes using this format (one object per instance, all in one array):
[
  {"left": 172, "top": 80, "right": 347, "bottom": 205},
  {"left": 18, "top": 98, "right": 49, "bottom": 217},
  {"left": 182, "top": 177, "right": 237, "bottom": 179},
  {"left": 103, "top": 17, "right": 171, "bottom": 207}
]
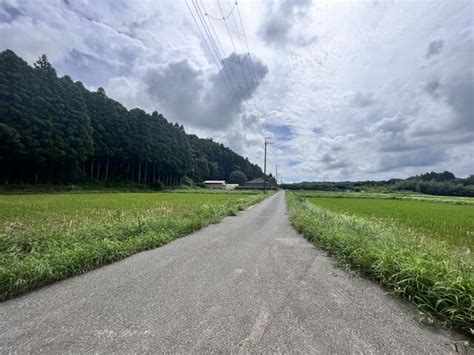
[
  {"left": 275, "top": 165, "right": 278, "bottom": 186},
  {"left": 263, "top": 137, "right": 274, "bottom": 193}
]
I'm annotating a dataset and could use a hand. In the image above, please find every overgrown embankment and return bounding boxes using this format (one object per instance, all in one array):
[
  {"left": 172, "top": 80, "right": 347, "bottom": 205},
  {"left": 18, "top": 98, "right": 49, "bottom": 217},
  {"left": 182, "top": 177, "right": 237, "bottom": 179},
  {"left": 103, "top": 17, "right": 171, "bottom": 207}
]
[
  {"left": 286, "top": 192, "right": 473, "bottom": 335},
  {"left": 0, "top": 191, "right": 266, "bottom": 300}
]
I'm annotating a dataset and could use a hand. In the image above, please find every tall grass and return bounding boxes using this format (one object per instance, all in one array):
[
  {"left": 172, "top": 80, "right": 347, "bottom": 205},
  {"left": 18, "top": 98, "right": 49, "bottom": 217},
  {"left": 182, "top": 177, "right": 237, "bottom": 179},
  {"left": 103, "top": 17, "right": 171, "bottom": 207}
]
[
  {"left": 0, "top": 192, "right": 266, "bottom": 300},
  {"left": 287, "top": 192, "right": 473, "bottom": 335}
]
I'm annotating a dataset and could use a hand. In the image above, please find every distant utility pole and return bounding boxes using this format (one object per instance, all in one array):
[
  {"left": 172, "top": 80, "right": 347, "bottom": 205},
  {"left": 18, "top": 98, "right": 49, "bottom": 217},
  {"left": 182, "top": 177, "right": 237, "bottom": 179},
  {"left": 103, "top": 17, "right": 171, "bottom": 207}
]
[
  {"left": 263, "top": 137, "right": 274, "bottom": 193},
  {"left": 275, "top": 165, "right": 278, "bottom": 186}
]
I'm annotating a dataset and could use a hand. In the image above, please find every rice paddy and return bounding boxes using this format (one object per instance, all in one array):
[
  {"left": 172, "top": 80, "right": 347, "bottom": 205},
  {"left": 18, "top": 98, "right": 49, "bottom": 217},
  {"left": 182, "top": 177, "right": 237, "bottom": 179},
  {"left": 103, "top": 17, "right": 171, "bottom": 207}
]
[
  {"left": 307, "top": 196, "right": 474, "bottom": 252},
  {"left": 0, "top": 191, "right": 266, "bottom": 301}
]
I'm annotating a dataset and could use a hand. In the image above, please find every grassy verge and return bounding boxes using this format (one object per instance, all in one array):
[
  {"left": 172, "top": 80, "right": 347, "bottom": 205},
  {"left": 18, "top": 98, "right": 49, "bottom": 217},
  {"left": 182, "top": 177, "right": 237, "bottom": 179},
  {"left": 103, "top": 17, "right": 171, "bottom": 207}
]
[
  {"left": 286, "top": 192, "right": 473, "bottom": 336},
  {"left": 0, "top": 191, "right": 266, "bottom": 301}
]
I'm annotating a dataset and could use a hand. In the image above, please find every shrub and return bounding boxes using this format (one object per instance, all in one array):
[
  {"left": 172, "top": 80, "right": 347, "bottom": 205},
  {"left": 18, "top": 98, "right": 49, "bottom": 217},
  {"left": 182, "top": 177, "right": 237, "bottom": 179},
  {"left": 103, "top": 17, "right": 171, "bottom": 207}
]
[
  {"left": 228, "top": 170, "right": 247, "bottom": 185},
  {"left": 180, "top": 176, "right": 194, "bottom": 187}
]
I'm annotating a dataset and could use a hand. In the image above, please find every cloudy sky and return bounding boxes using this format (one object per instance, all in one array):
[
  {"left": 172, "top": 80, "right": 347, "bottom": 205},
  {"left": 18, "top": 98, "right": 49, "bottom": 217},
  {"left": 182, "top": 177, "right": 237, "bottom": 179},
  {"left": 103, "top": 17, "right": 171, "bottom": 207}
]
[{"left": 1, "top": 0, "right": 473, "bottom": 182}]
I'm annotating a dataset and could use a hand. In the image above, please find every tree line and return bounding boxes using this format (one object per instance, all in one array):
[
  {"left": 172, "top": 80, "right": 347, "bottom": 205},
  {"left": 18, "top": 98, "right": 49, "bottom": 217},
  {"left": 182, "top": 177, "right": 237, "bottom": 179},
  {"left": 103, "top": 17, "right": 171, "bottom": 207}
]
[
  {"left": 281, "top": 171, "right": 474, "bottom": 197},
  {"left": 0, "top": 50, "right": 264, "bottom": 186}
]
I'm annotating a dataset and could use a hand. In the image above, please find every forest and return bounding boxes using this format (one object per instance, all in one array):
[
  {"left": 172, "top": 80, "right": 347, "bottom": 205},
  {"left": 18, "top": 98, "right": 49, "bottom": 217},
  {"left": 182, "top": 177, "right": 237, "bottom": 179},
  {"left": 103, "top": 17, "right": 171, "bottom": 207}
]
[{"left": 0, "top": 50, "right": 263, "bottom": 186}]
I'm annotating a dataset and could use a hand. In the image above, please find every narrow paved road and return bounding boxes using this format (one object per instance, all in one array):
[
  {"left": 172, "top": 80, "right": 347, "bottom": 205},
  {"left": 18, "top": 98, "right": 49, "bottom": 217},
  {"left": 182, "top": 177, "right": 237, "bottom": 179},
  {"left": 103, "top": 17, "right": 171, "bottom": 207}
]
[{"left": 1, "top": 191, "right": 461, "bottom": 353}]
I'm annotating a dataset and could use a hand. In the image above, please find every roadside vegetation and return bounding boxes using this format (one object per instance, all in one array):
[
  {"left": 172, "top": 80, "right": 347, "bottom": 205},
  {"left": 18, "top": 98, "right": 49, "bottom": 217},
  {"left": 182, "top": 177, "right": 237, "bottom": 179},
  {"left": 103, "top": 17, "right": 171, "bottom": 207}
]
[
  {"left": 0, "top": 191, "right": 266, "bottom": 300},
  {"left": 287, "top": 191, "right": 473, "bottom": 335}
]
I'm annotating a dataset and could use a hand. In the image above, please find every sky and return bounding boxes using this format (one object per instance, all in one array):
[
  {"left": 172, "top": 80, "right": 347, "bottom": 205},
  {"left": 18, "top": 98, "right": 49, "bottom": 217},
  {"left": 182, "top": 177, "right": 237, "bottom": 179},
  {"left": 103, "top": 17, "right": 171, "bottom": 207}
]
[{"left": 1, "top": 0, "right": 473, "bottom": 182}]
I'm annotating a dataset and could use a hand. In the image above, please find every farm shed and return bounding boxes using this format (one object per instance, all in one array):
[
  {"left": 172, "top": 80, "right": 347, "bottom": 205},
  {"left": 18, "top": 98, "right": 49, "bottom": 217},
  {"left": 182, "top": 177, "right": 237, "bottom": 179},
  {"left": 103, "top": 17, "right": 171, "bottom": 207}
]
[
  {"left": 225, "top": 184, "right": 239, "bottom": 190},
  {"left": 245, "top": 177, "right": 276, "bottom": 189},
  {"left": 203, "top": 180, "right": 226, "bottom": 189}
]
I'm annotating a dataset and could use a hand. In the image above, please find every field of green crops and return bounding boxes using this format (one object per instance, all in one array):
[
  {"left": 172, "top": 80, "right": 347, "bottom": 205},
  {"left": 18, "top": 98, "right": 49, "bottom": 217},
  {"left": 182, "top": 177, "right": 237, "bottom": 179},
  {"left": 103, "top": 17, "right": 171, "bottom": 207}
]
[
  {"left": 287, "top": 191, "right": 473, "bottom": 335},
  {"left": 299, "top": 190, "right": 474, "bottom": 205},
  {"left": 0, "top": 191, "right": 266, "bottom": 300},
  {"left": 307, "top": 196, "right": 474, "bottom": 252}
]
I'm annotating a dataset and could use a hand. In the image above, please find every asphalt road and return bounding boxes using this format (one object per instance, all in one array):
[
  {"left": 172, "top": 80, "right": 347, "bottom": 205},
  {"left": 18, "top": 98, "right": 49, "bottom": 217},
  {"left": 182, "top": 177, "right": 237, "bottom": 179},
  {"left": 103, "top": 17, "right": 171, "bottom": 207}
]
[{"left": 0, "top": 191, "right": 464, "bottom": 353}]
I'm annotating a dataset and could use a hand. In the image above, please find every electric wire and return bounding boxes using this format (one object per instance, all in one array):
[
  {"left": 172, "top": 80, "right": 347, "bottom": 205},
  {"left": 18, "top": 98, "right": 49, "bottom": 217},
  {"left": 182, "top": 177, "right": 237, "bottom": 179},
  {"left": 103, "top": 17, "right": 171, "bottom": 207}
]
[
  {"left": 197, "top": 0, "right": 261, "bottom": 141},
  {"left": 187, "top": 0, "right": 241, "bottom": 113},
  {"left": 232, "top": 2, "right": 268, "bottom": 142},
  {"left": 200, "top": 0, "right": 237, "bottom": 21},
  {"left": 198, "top": 0, "right": 244, "bottom": 99},
  {"left": 229, "top": 0, "right": 257, "bottom": 101},
  {"left": 235, "top": 1, "right": 267, "bottom": 111},
  {"left": 186, "top": 0, "right": 265, "bottom": 147},
  {"left": 233, "top": 1, "right": 277, "bottom": 163},
  {"left": 194, "top": 0, "right": 245, "bottom": 108},
  {"left": 193, "top": 0, "right": 239, "bottom": 101},
  {"left": 217, "top": 0, "right": 257, "bottom": 114}
]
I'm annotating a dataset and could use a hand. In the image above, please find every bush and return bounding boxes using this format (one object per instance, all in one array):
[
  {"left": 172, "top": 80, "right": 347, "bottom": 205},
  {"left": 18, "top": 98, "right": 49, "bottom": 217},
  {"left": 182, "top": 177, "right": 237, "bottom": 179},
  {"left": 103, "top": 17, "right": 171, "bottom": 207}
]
[
  {"left": 228, "top": 170, "right": 247, "bottom": 185},
  {"left": 180, "top": 176, "right": 194, "bottom": 187}
]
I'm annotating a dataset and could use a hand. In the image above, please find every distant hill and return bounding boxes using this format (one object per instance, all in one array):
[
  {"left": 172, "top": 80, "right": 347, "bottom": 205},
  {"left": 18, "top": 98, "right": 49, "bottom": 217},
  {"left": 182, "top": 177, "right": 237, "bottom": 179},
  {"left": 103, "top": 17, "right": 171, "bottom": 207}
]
[
  {"left": 0, "top": 50, "right": 263, "bottom": 185},
  {"left": 281, "top": 171, "right": 474, "bottom": 197}
]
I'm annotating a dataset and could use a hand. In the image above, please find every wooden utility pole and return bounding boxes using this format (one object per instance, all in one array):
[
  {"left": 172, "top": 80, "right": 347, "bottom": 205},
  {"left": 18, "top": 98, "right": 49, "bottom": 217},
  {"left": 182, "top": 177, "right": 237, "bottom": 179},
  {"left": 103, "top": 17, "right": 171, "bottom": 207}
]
[{"left": 263, "top": 137, "right": 274, "bottom": 193}]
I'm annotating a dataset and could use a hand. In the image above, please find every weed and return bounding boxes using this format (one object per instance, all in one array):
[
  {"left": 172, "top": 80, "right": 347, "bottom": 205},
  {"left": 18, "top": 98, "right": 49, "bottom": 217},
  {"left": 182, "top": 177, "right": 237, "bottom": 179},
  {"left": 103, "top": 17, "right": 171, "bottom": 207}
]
[{"left": 286, "top": 192, "right": 473, "bottom": 335}]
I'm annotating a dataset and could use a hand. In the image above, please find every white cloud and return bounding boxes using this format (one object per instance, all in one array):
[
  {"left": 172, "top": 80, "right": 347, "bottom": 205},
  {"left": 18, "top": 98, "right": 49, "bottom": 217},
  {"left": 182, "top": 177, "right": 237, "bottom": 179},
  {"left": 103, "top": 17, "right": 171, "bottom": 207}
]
[
  {"left": 143, "top": 53, "right": 268, "bottom": 130},
  {"left": 1, "top": 0, "right": 472, "bottom": 181}
]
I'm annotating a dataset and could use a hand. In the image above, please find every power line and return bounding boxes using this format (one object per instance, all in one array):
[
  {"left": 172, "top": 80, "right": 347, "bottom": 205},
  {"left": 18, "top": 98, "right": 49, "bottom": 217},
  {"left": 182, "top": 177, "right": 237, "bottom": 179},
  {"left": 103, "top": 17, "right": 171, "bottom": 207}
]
[
  {"left": 205, "top": 0, "right": 266, "bottom": 143},
  {"left": 232, "top": 1, "right": 268, "bottom": 138},
  {"left": 186, "top": 0, "right": 240, "bottom": 112},
  {"left": 187, "top": 0, "right": 241, "bottom": 112},
  {"left": 199, "top": 0, "right": 245, "bottom": 102},
  {"left": 199, "top": 0, "right": 266, "bottom": 124},
  {"left": 198, "top": 0, "right": 263, "bottom": 143},
  {"left": 204, "top": 0, "right": 261, "bottom": 124},
  {"left": 196, "top": 0, "right": 253, "bottom": 113},
  {"left": 228, "top": 1, "right": 258, "bottom": 104},
  {"left": 202, "top": 0, "right": 264, "bottom": 118},
  {"left": 235, "top": 1, "right": 267, "bottom": 113},
  {"left": 185, "top": 0, "right": 215, "bottom": 73},
  {"left": 187, "top": 0, "right": 267, "bottom": 151},
  {"left": 217, "top": 0, "right": 237, "bottom": 51},
  {"left": 194, "top": 0, "right": 239, "bottom": 99},
  {"left": 199, "top": 0, "right": 237, "bottom": 21},
  {"left": 217, "top": 0, "right": 258, "bottom": 114}
]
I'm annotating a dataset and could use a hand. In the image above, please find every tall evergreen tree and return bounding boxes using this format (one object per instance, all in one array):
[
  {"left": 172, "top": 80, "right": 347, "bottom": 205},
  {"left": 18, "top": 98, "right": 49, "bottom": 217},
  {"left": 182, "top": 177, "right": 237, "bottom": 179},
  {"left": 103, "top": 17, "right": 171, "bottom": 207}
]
[{"left": 0, "top": 50, "right": 264, "bottom": 185}]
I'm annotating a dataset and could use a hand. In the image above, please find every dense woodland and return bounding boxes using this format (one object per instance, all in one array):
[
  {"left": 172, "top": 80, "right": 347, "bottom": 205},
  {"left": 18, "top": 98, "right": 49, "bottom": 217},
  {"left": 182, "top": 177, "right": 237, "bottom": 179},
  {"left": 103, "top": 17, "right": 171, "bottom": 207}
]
[
  {"left": 0, "top": 50, "right": 263, "bottom": 186},
  {"left": 282, "top": 171, "right": 474, "bottom": 197}
]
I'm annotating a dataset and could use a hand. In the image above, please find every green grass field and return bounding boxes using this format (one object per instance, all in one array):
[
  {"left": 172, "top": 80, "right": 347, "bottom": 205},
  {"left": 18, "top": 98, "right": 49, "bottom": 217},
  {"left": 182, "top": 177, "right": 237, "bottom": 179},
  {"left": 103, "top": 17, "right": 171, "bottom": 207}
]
[
  {"left": 0, "top": 191, "right": 266, "bottom": 300},
  {"left": 287, "top": 191, "right": 473, "bottom": 335},
  {"left": 307, "top": 196, "right": 474, "bottom": 252},
  {"left": 298, "top": 190, "right": 474, "bottom": 205}
]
